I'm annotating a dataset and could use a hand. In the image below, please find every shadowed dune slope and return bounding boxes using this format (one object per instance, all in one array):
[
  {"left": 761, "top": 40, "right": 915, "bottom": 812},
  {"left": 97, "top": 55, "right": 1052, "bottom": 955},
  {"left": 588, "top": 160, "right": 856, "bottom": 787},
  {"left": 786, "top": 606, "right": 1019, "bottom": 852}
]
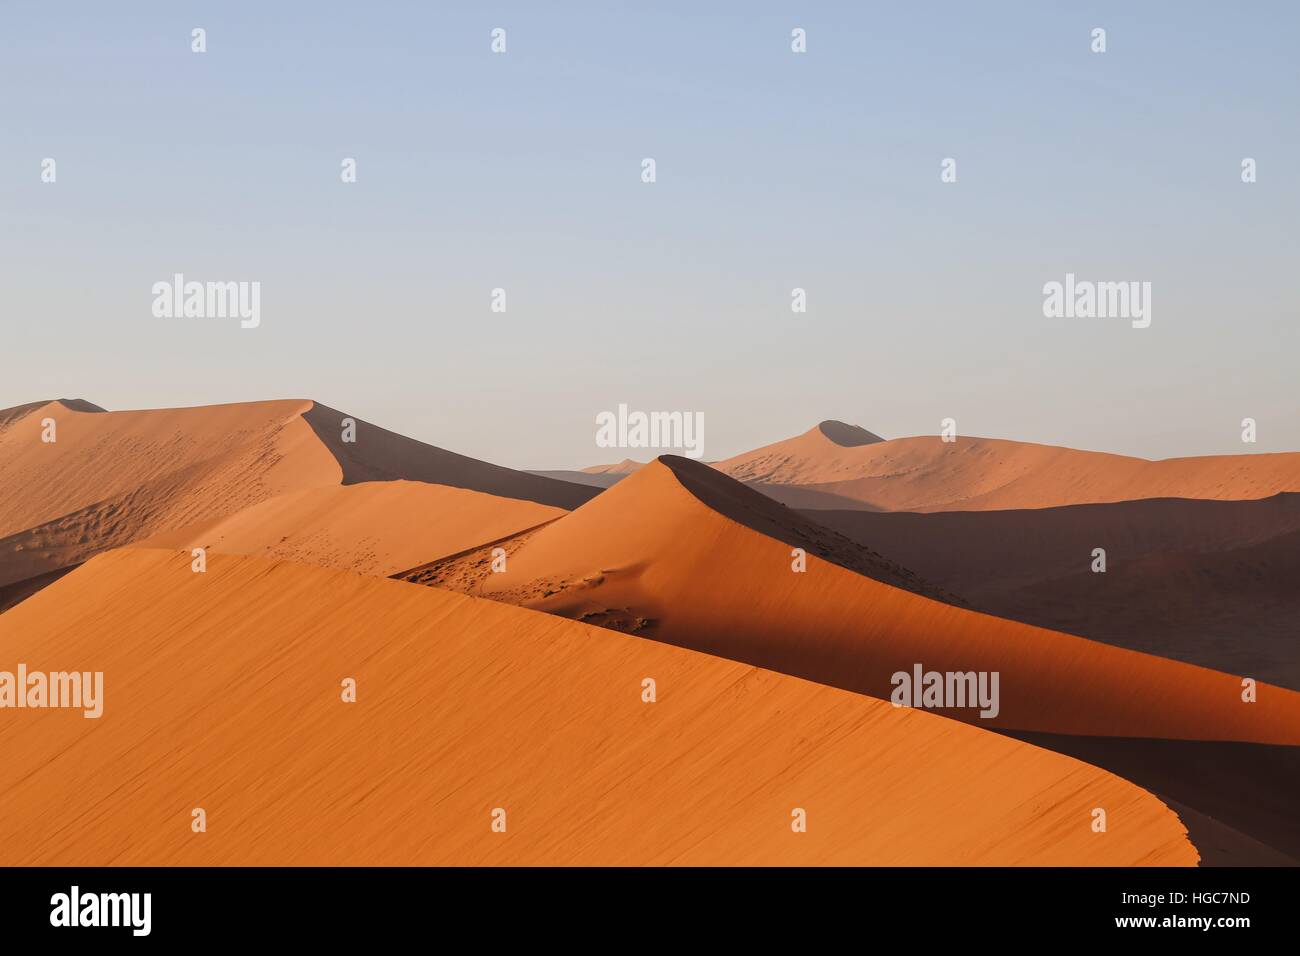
[
  {"left": 140, "top": 481, "right": 566, "bottom": 577},
  {"left": 715, "top": 427, "right": 1300, "bottom": 511},
  {"left": 0, "top": 548, "right": 1196, "bottom": 866},
  {"left": 806, "top": 495, "right": 1300, "bottom": 689},
  {"left": 303, "top": 403, "right": 598, "bottom": 510},
  {"left": 466, "top": 457, "right": 1300, "bottom": 743}
]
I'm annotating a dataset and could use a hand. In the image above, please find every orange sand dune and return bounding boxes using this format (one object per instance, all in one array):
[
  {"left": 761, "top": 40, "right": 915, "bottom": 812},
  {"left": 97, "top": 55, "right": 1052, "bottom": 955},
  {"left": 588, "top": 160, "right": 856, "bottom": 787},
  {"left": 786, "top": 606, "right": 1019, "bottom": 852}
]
[
  {"left": 453, "top": 457, "right": 1300, "bottom": 744},
  {"left": 0, "top": 548, "right": 1195, "bottom": 866},
  {"left": 141, "top": 480, "right": 565, "bottom": 577},
  {"left": 0, "top": 398, "right": 594, "bottom": 599},
  {"left": 714, "top": 421, "right": 1300, "bottom": 511}
]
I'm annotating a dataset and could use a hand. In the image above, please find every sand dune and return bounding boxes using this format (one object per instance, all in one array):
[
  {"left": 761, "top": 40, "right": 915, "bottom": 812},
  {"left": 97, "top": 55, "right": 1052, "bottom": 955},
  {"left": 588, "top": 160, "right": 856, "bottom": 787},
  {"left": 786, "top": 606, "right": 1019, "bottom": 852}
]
[
  {"left": 142, "top": 480, "right": 565, "bottom": 577},
  {"left": 528, "top": 458, "right": 648, "bottom": 488},
  {"left": 429, "top": 457, "right": 1300, "bottom": 744},
  {"left": 0, "top": 548, "right": 1196, "bottom": 866},
  {"left": 406, "top": 456, "right": 1300, "bottom": 859},
  {"left": 714, "top": 423, "right": 1300, "bottom": 511},
  {"left": 0, "top": 398, "right": 594, "bottom": 602},
  {"left": 808, "top": 494, "right": 1300, "bottom": 689}
]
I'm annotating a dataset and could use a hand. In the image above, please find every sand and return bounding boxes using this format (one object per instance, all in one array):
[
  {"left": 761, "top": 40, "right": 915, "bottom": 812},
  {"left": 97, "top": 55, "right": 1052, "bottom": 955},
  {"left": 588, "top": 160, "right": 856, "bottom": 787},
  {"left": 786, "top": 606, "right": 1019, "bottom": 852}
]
[
  {"left": 451, "top": 457, "right": 1300, "bottom": 744},
  {"left": 141, "top": 480, "right": 565, "bottom": 577},
  {"left": 714, "top": 423, "right": 1300, "bottom": 511},
  {"left": 302, "top": 402, "right": 597, "bottom": 509},
  {"left": 0, "top": 548, "right": 1196, "bottom": 866}
]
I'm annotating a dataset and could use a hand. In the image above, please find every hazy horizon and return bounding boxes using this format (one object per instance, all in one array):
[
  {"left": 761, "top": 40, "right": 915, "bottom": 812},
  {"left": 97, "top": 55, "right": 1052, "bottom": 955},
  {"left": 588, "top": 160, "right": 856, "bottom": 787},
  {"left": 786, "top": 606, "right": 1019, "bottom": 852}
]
[{"left": 5, "top": 1, "right": 1297, "bottom": 470}]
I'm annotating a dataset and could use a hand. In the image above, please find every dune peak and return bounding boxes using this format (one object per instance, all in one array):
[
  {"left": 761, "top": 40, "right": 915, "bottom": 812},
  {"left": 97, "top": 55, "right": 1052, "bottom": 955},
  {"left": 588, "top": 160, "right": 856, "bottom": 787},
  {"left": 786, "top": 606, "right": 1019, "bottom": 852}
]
[{"left": 815, "top": 420, "right": 884, "bottom": 447}]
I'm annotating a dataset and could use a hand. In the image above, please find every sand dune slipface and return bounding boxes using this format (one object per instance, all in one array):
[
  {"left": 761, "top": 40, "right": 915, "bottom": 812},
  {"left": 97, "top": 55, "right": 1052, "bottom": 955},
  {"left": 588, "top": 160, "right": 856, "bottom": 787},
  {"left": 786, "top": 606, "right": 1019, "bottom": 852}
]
[
  {"left": 0, "top": 548, "right": 1196, "bottom": 866},
  {"left": 714, "top": 423, "right": 1300, "bottom": 511},
  {"left": 302, "top": 403, "right": 598, "bottom": 510},
  {"left": 0, "top": 398, "right": 594, "bottom": 605},
  {"left": 457, "top": 458, "right": 1300, "bottom": 745}
]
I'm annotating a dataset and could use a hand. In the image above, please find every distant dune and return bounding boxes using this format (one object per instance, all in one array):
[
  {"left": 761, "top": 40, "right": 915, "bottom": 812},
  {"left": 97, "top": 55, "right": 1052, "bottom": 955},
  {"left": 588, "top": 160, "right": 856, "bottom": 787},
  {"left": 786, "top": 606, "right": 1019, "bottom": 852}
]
[
  {"left": 714, "top": 423, "right": 1300, "bottom": 511},
  {"left": 0, "top": 548, "right": 1196, "bottom": 866},
  {"left": 582, "top": 458, "right": 646, "bottom": 476},
  {"left": 0, "top": 398, "right": 594, "bottom": 606},
  {"left": 526, "top": 470, "right": 624, "bottom": 489},
  {"left": 528, "top": 459, "right": 646, "bottom": 488}
]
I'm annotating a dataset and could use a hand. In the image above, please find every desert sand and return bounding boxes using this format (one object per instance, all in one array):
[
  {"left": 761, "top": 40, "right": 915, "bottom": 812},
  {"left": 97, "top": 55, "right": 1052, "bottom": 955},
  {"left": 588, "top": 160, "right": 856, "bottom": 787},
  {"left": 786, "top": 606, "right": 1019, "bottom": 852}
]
[
  {"left": 713, "top": 421, "right": 1300, "bottom": 511},
  {"left": 427, "top": 456, "right": 1300, "bottom": 743},
  {"left": 141, "top": 480, "right": 564, "bottom": 577},
  {"left": 4, "top": 398, "right": 1297, "bottom": 867},
  {"left": 406, "top": 455, "right": 1300, "bottom": 860},
  {"left": 0, "top": 548, "right": 1196, "bottom": 866}
]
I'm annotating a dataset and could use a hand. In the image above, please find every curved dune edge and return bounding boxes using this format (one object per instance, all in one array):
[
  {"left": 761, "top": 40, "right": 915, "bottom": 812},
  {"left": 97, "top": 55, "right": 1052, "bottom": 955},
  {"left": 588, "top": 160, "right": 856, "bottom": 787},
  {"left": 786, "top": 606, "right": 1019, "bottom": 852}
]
[
  {"left": 0, "top": 548, "right": 1196, "bottom": 866},
  {"left": 473, "top": 458, "right": 1300, "bottom": 743},
  {"left": 137, "top": 480, "right": 566, "bottom": 577},
  {"left": 714, "top": 425, "right": 1300, "bottom": 511}
]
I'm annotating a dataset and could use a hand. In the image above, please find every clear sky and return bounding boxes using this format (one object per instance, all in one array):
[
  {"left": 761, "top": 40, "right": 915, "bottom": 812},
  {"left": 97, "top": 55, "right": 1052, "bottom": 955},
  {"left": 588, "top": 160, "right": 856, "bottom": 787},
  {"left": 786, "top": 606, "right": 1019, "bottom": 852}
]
[{"left": 3, "top": 1, "right": 1297, "bottom": 468}]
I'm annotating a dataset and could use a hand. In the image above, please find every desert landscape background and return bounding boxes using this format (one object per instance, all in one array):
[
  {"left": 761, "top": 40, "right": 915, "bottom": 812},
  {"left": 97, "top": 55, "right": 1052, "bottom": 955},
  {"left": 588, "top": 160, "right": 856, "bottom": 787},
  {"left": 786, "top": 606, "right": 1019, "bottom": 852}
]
[{"left": 1, "top": 397, "right": 1297, "bottom": 866}]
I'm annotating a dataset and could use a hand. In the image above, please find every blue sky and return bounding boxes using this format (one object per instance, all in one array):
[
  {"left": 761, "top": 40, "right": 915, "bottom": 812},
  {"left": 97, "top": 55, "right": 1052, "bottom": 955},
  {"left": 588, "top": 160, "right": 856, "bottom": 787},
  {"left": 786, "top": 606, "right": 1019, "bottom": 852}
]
[{"left": 3, "top": 2, "right": 1297, "bottom": 467}]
